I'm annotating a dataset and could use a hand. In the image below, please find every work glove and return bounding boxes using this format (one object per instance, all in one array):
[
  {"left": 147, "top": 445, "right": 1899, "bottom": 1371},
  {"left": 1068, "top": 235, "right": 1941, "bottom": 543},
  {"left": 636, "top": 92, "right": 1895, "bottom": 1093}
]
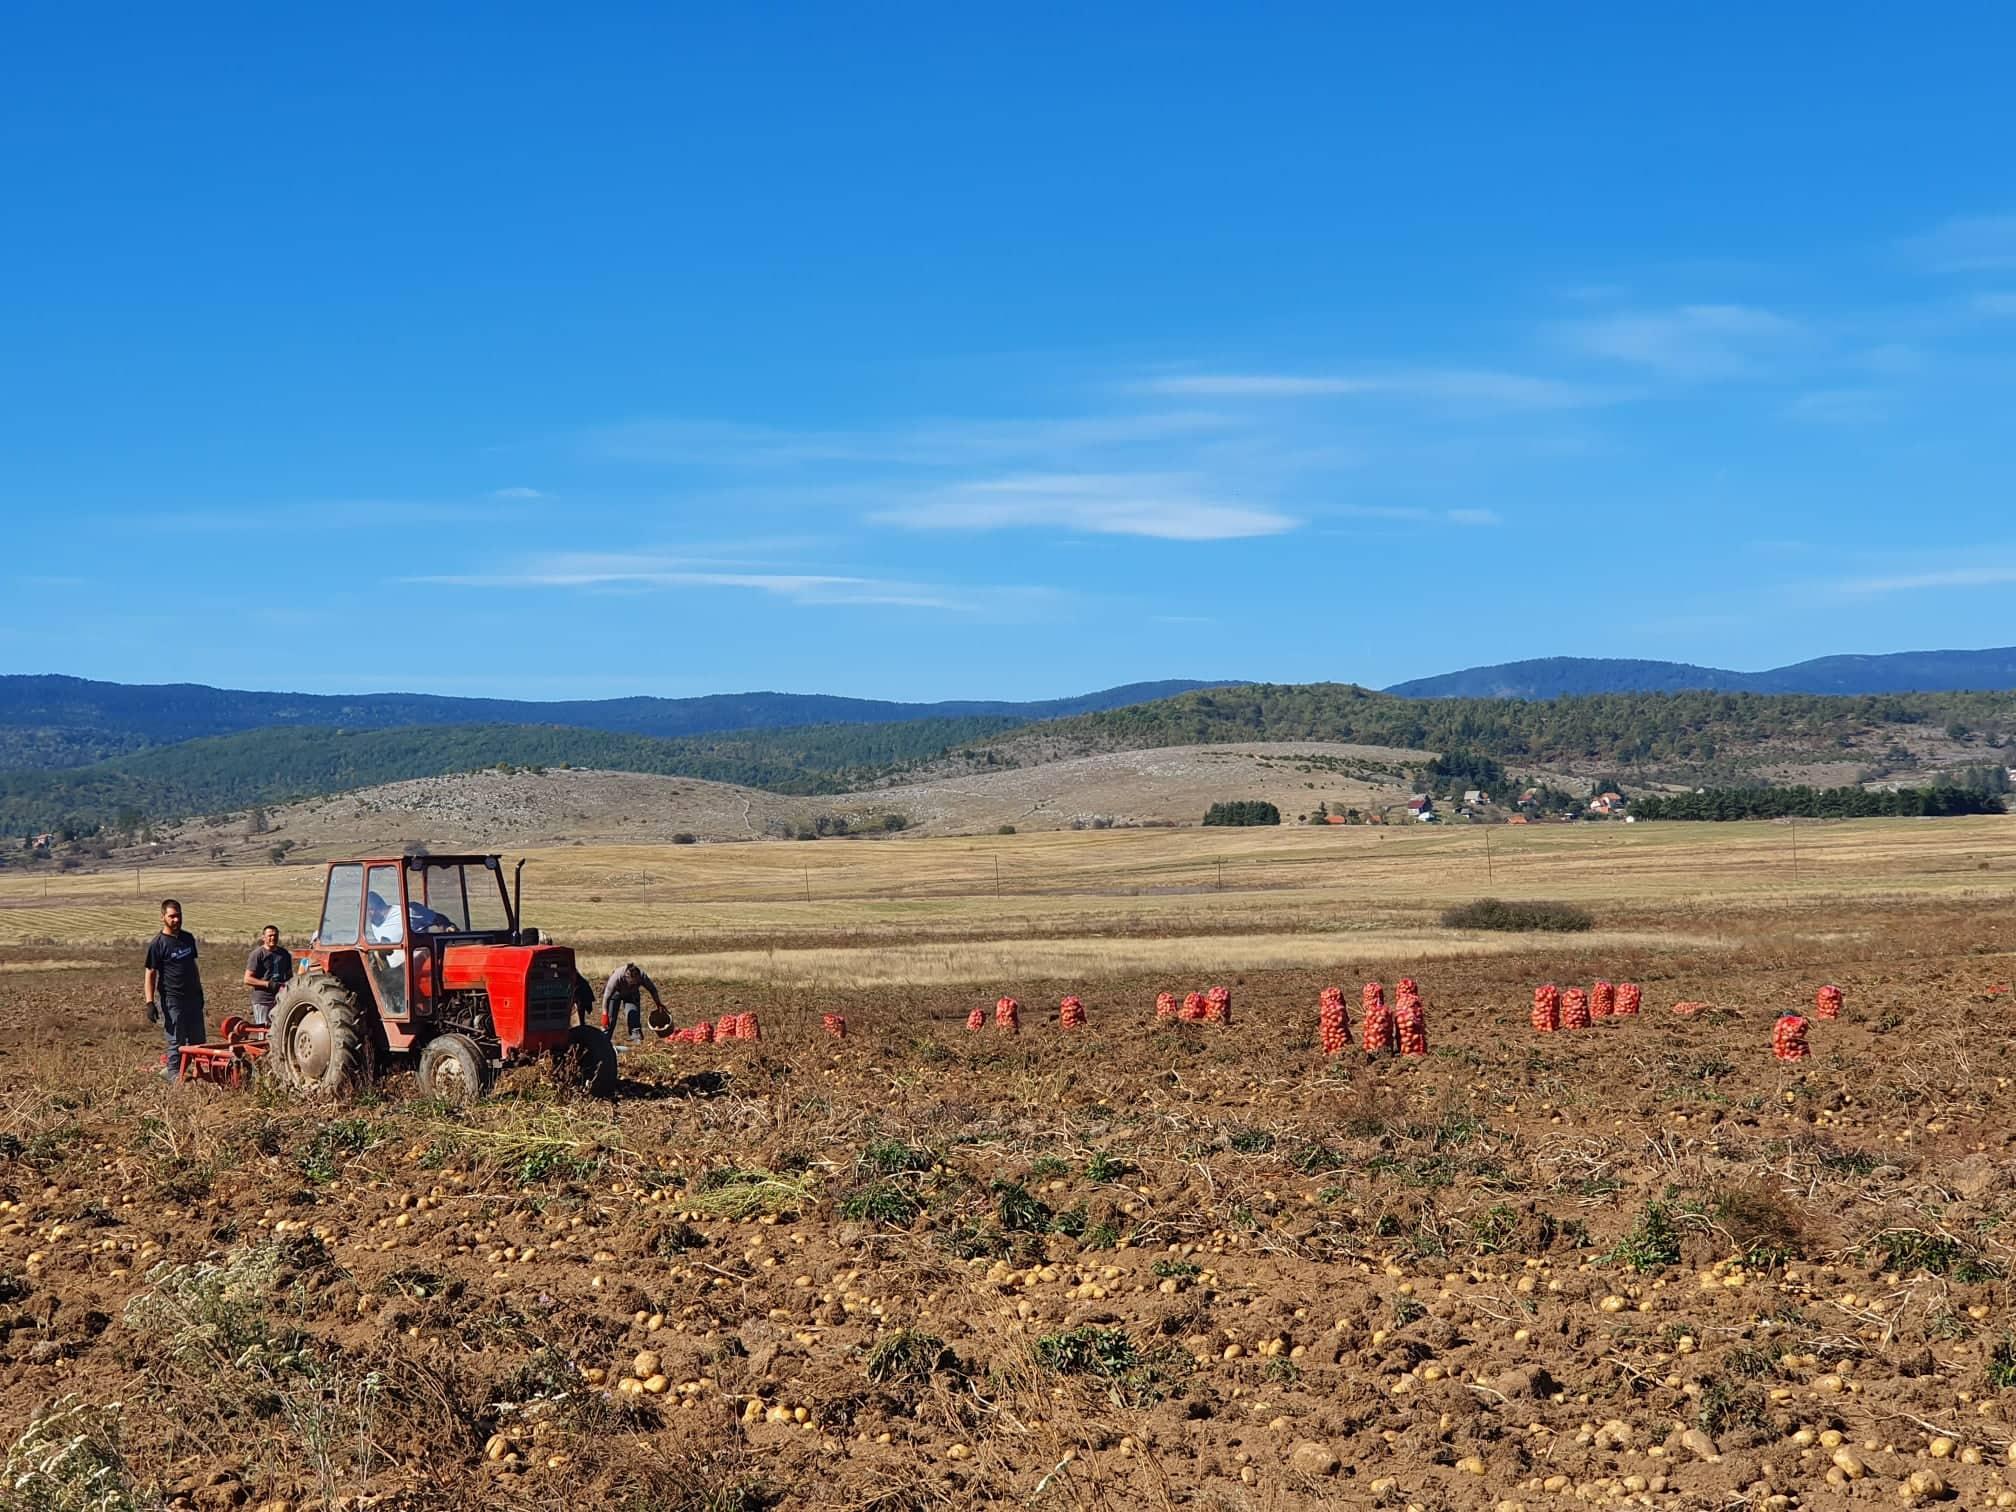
[{"left": 144, "top": 1000, "right": 160, "bottom": 1025}]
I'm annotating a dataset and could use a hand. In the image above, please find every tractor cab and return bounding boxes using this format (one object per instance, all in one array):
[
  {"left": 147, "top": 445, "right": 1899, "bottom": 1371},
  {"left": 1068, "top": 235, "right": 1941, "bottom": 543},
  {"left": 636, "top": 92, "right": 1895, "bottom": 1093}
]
[
  {"left": 276, "top": 850, "right": 612, "bottom": 1101},
  {"left": 304, "top": 853, "right": 523, "bottom": 1023}
]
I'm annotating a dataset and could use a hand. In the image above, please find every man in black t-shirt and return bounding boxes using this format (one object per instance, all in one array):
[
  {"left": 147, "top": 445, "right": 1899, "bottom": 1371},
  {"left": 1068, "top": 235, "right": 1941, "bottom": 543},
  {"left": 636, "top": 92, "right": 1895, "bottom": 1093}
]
[
  {"left": 143, "top": 898, "right": 206, "bottom": 1077},
  {"left": 242, "top": 924, "right": 292, "bottom": 1028}
]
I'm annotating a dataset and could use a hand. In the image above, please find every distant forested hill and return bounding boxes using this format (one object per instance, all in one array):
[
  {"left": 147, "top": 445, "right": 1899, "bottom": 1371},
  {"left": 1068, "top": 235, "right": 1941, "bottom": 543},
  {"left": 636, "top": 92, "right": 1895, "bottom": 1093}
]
[
  {"left": 1385, "top": 647, "right": 2016, "bottom": 700},
  {"left": 0, "top": 674, "right": 1239, "bottom": 770},
  {"left": 989, "top": 682, "right": 2016, "bottom": 769}
]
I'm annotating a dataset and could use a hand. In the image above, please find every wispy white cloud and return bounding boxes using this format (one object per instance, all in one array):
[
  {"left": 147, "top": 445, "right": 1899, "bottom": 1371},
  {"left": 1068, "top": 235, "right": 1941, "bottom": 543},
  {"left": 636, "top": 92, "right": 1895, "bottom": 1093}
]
[
  {"left": 489, "top": 485, "right": 546, "bottom": 500},
  {"left": 408, "top": 553, "right": 1030, "bottom": 611},
  {"left": 1903, "top": 214, "right": 2016, "bottom": 273},
  {"left": 874, "top": 473, "right": 1297, "bottom": 541},
  {"left": 1836, "top": 563, "right": 2016, "bottom": 595},
  {"left": 1325, "top": 504, "right": 1501, "bottom": 527},
  {"left": 1783, "top": 388, "right": 1885, "bottom": 425},
  {"left": 1558, "top": 304, "right": 1799, "bottom": 379},
  {"left": 586, "top": 412, "right": 1233, "bottom": 468},
  {"left": 1137, "top": 369, "right": 1612, "bottom": 411}
]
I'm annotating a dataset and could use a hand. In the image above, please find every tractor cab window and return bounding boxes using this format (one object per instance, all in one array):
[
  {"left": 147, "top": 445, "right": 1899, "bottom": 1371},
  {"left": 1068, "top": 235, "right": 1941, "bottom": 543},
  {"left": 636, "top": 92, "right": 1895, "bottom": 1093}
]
[
  {"left": 410, "top": 861, "right": 510, "bottom": 934},
  {"left": 319, "top": 864, "right": 363, "bottom": 945},
  {"left": 365, "top": 867, "right": 405, "bottom": 944}
]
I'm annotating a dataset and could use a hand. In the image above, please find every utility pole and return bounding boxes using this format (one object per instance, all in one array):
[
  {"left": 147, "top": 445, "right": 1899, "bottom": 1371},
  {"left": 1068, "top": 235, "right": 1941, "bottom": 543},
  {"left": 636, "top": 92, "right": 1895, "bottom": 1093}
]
[
  {"left": 1484, "top": 827, "right": 1493, "bottom": 884},
  {"left": 1216, "top": 858, "right": 1224, "bottom": 891},
  {"left": 994, "top": 855, "right": 1002, "bottom": 898},
  {"left": 1790, "top": 824, "right": 1798, "bottom": 884}
]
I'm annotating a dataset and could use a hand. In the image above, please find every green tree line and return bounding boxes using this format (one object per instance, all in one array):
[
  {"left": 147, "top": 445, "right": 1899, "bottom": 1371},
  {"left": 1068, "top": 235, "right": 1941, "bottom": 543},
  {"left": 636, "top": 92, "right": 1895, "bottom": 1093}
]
[{"left": 1631, "top": 785, "right": 2006, "bottom": 821}]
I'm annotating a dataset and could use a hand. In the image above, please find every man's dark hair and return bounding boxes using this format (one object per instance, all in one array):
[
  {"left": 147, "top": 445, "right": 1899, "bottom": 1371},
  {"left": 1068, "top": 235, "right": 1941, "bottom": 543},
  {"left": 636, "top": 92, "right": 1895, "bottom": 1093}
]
[
  {"left": 262, "top": 923, "right": 280, "bottom": 937},
  {"left": 160, "top": 898, "right": 182, "bottom": 914},
  {"left": 624, "top": 962, "right": 641, "bottom": 977}
]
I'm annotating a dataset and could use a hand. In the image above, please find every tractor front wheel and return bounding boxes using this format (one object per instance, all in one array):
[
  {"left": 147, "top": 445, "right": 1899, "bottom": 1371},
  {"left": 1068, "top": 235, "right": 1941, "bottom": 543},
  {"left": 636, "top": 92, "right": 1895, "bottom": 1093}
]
[
  {"left": 553, "top": 1023, "right": 618, "bottom": 1100},
  {"left": 417, "top": 1032, "right": 488, "bottom": 1105},
  {"left": 270, "top": 973, "right": 374, "bottom": 1095}
]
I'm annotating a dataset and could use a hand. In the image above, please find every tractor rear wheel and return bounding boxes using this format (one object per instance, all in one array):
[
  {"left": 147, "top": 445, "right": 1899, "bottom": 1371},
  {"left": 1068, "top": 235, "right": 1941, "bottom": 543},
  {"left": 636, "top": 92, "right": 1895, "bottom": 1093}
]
[
  {"left": 417, "top": 1032, "right": 487, "bottom": 1104},
  {"left": 271, "top": 973, "right": 374, "bottom": 1095},
  {"left": 553, "top": 1023, "right": 618, "bottom": 1100}
]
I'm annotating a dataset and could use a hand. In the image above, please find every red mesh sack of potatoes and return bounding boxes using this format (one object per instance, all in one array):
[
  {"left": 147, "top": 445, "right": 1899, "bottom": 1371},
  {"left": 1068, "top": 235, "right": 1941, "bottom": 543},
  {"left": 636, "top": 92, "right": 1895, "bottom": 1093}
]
[
  {"left": 692, "top": 1020, "right": 715, "bottom": 1044},
  {"left": 822, "top": 1013, "right": 846, "bottom": 1039},
  {"left": 715, "top": 1014, "right": 738, "bottom": 1042},
  {"left": 1058, "top": 995, "right": 1086, "bottom": 1031},
  {"left": 1396, "top": 997, "right": 1428, "bottom": 1056},
  {"left": 1362, "top": 982, "right": 1386, "bottom": 1016},
  {"left": 1772, "top": 1013, "right": 1810, "bottom": 1061},
  {"left": 1204, "top": 985, "right": 1232, "bottom": 1025},
  {"left": 1180, "top": 991, "right": 1208, "bottom": 1022},
  {"left": 1560, "top": 988, "right": 1590, "bottom": 1030},
  {"left": 995, "top": 996, "right": 1021, "bottom": 1033},
  {"left": 736, "top": 1012, "right": 761, "bottom": 1042},
  {"left": 966, "top": 1006, "right": 986, "bottom": 1033},
  {"left": 1531, "top": 984, "right": 1560, "bottom": 1034},
  {"left": 1155, "top": 991, "right": 1179, "bottom": 1022},
  {"left": 1362, "top": 998, "right": 1397, "bottom": 1054},
  {"left": 1814, "top": 985, "right": 1843, "bottom": 1021},
  {"left": 1591, "top": 980, "right": 1615, "bottom": 1019},
  {"left": 1671, "top": 1000, "right": 1706, "bottom": 1017},
  {"left": 1614, "top": 983, "right": 1642, "bottom": 1017},
  {"left": 1318, "top": 987, "right": 1350, "bottom": 1055}
]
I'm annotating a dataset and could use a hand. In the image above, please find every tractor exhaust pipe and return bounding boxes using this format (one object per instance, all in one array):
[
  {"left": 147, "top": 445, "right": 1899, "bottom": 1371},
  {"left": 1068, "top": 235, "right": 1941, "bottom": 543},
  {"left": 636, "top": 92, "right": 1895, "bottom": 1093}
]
[{"left": 512, "top": 859, "right": 526, "bottom": 943}]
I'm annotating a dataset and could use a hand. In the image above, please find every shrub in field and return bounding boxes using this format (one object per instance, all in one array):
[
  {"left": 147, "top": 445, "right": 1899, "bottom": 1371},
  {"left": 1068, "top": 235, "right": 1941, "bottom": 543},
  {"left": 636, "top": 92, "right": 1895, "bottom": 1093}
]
[
  {"left": 1202, "top": 800, "right": 1280, "bottom": 826},
  {"left": 865, "top": 1330, "right": 958, "bottom": 1384},
  {"left": 1, "top": 1394, "right": 137, "bottom": 1512},
  {"left": 1035, "top": 1326, "right": 1139, "bottom": 1377},
  {"left": 1608, "top": 1202, "right": 1682, "bottom": 1272},
  {"left": 1441, "top": 898, "right": 1593, "bottom": 932}
]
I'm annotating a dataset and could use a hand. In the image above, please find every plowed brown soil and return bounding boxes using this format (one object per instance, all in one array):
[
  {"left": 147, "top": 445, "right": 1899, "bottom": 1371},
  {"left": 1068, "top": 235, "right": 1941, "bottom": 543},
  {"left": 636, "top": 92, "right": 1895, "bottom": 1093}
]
[{"left": 4, "top": 894, "right": 2016, "bottom": 1511}]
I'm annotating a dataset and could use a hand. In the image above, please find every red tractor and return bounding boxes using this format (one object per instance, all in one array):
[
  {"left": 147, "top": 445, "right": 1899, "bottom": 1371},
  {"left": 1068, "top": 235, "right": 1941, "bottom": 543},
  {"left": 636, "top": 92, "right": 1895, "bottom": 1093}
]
[{"left": 267, "top": 852, "right": 613, "bottom": 1101}]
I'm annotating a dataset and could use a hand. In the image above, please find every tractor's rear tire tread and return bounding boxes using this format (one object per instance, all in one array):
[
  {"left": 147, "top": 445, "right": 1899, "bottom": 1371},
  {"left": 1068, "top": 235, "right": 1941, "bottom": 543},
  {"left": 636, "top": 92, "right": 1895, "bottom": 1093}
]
[{"left": 272, "top": 972, "right": 374, "bottom": 1096}]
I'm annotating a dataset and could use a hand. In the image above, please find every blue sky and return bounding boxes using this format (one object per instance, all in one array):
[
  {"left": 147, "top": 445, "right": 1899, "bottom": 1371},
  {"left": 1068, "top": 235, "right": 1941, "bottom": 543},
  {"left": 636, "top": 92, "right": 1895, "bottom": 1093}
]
[{"left": 7, "top": 6, "right": 2016, "bottom": 701}]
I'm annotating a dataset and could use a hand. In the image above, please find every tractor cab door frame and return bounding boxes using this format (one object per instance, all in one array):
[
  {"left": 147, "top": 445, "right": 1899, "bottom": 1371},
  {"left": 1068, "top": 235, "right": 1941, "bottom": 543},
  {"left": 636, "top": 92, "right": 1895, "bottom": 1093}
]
[{"left": 361, "top": 862, "right": 414, "bottom": 1023}]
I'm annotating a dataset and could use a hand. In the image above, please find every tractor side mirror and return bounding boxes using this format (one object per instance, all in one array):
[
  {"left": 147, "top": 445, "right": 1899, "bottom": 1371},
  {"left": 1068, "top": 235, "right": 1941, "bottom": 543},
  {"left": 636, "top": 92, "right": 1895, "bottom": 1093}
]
[{"left": 519, "top": 927, "right": 541, "bottom": 946}]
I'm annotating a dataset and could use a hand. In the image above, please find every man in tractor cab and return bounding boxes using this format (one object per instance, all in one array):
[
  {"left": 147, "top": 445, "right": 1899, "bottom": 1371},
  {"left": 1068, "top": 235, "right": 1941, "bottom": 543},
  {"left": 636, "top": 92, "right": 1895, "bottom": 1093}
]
[
  {"left": 601, "top": 962, "right": 668, "bottom": 1043},
  {"left": 366, "top": 890, "right": 456, "bottom": 943}
]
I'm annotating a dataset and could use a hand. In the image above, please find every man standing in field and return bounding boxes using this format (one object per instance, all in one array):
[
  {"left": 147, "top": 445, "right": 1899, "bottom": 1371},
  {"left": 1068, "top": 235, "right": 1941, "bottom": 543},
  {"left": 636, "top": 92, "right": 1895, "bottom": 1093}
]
[
  {"left": 242, "top": 923, "right": 292, "bottom": 1028},
  {"left": 143, "top": 898, "right": 205, "bottom": 1078},
  {"left": 601, "top": 962, "right": 668, "bottom": 1043}
]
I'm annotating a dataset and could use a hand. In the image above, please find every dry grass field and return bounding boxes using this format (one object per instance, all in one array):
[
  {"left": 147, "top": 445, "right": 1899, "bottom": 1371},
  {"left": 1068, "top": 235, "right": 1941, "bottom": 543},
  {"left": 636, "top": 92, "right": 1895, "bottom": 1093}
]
[{"left": 4, "top": 815, "right": 2016, "bottom": 1511}]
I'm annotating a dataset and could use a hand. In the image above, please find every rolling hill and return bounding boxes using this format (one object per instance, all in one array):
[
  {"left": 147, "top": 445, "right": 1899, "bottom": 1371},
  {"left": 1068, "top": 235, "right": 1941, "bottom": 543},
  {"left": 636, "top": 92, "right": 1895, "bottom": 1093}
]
[
  {"left": 11, "top": 679, "right": 2016, "bottom": 839},
  {"left": 0, "top": 673, "right": 1241, "bottom": 770},
  {"left": 1385, "top": 646, "right": 2016, "bottom": 700}
]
